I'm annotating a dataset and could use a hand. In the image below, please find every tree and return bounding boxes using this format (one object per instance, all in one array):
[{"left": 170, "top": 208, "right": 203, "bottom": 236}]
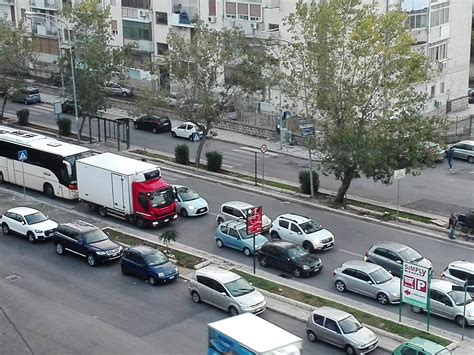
[
  {"left": 62, "top": 0, "right": 130, "bottom": 138},
  {"left": 161, "top": 23, "right": 268, "bottom": 168},
  {"left": 159, "top": 230, "right": 179, "bottom": 254},
  {"left": 0, "top": 19, "right": 36, "bottom": 120},
  {"left": 281, "top": 0, "right": 446, "bottom": 204}
]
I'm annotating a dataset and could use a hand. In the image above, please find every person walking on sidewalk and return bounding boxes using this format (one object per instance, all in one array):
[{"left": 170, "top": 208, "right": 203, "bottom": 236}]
[
  {"left": 446, "top": 147, "right": 454, "bottom": 171},
  {"left": 448, "top": 213, "right": 457, "bottom": 239}
]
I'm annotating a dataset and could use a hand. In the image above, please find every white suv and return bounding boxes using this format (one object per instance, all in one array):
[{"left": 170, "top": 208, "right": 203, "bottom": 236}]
[
  {"left": 270, "top": 213, "right": 334, "bottom": 252},
  {"left": 1, "top": 207, "right": 58, "bottom": 243}
]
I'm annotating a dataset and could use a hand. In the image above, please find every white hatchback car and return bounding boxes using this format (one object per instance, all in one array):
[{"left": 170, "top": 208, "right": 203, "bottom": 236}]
[
  {"left": 1, "top": 207, "right": 58, "bottom": 243},
  {"left": 171, "top": 121, "right": 203, "bottom": 141}
]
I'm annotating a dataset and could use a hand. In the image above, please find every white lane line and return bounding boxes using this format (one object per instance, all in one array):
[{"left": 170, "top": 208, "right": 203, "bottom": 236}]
[
  {"left": 337, "top": 249, "right": 364, "bottom": 257},
  {"left": 222, "top": 164, "right": 234, "bottom": 169},
  {"left": 231, "top": 148, "right": 259, "bottom": 156},
  {"left": 239, "top": 146, "right": 279, "bottom": 157}
]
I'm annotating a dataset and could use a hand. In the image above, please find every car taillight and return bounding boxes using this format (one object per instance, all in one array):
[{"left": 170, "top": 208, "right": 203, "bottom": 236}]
[
  {"left": 332, "top": 270, "right": 336, "bottom": 276},
  {"left": 68, "top": 184, "right": 78, "bottom": 190}
]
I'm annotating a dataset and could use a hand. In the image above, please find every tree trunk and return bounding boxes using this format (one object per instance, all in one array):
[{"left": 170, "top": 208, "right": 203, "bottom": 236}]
[
  {"left": 195, "top": 134, "right": 207, "bottom": 169},
  {"left": 0, "top": 96, "right": 7, "bottom": 120},
  {"left": 334, "top": 167, "right": 355, "bottom": 204}
]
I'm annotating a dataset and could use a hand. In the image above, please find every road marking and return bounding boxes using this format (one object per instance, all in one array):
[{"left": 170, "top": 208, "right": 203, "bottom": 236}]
[
  {"left": 222, "top": 164, "right": 234, "bottom": 169},
  {"left": 238, "top": 146, "right": 279, "bottom": 157},
  {"left": 337, "top": 249, "right": 363, "bottom": 257}
]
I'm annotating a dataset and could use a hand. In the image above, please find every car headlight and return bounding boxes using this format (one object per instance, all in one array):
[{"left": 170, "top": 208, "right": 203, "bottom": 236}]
[
  {"left": 391, "top": 292, "right": 400, "bottom": 297},
  {"left": 96, "top": 251, "right": 106, "bottom": 256},
  {"left": 302, "top": 265, "right": 310, "bottom": 270},
  {"left": 188, "top": 205, "right": 196, "bottom": 210},
  {"left": 174, "top": 267, "right": 178, "bottom": 272},
  {"left": 238, "top": 302, "right": 250, "bottom": 310},
  {"left": 34, "top": 229, "right": 43, "bottom": 233},
  {"left": 158, "top": 272, "right": 165, "bottom": 278},
  {"left": 118, "top": 246, "right": 123, "bottom": 252}
]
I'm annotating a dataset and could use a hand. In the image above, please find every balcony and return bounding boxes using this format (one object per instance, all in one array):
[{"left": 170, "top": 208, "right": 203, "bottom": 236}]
[
  {"left": 122, "top": 7, "right": 152, "bottom": 23},
  {"left": 31, "top": 18, "right": 58, "bottom": 37},
  {"left": 124, "top": 38, "right": 153, "bottom": 53},
  {"left": 223, "top": 18, "right": 261, "bottom": 37},
  {"left": 29, "top": 0, "right": 60, "bottom": 10},
  {"left": 170, "top": 1, "right": 199, "bottom": 28}
]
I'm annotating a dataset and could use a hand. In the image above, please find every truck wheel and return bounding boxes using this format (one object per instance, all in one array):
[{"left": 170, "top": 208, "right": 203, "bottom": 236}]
[
  {"left": 136, "top": 218, "right": 147, "bottom": 229},
  {"left": 87, "top": 203, "right": 97, "bottom": 211},
  {"left": 98, "top": 207, "right": 107, "bottom": 217},
  {"left": 126, "top": 215, "right": 136, "bottom": 224}
]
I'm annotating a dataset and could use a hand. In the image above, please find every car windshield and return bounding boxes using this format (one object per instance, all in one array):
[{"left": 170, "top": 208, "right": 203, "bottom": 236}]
[
  {"left": 224, "top": 277, "right": 255, "bottom": 297},
  {"left": 178, "top": 187, "right": 200, "bottom": 202},
  {"left": 149, "top": 188, "right": 175, "bottom": 208},
  {"left": 448, "top": 290, "right": 473, "bottom": 306},
  {"left": 83, "top": 229, "right": 109, "bottom": 244},
  {"left": 338, "top": 315, "right": 363, "bottom": 334},
  {"left": 238, "top": 228, "right": 254, "bottom": 240},
  {"left": 298, "top": 220, "right": 322, "bottom": 234},
  {"left": 399, "top": 247, "right": 423, "bottom": 262},
  {"left": 369, "top": 268, "right": 393, "bottom": 284},
  {"left": 24, "top": 212, "right": 48, "bottom": 225},
  {"left": 288, "top": 246, "right": 309, "bottom": 260},
  {"left": 144, "top": 251, "right": 168, "bottom": 266}
]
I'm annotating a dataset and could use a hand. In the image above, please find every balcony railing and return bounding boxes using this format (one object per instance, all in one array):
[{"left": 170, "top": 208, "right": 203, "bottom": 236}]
[
  {"left": 0, "top": 0, "right": 14, "bottom": 5},
  {"left": 29, "top": 0, "right": 60, "bottom": 10},
  {"left": 122, "top": 7, "right": 152, "bottom": 22},
  {"left": 169, "top": 6, "right": 199, "bottom": 28},
  {"left": 124, "top": 38, "right": 153, "bottom": 53}
]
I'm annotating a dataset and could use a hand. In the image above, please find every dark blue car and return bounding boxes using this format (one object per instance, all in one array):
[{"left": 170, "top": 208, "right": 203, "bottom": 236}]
[{"left": 121, "top": 245, "right": 179, "bottom": 286}]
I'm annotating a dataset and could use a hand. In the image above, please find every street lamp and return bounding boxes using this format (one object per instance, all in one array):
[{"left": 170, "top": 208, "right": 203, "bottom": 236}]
[{"left": 25, "top": 11, "right": 80, "bottom": 143}]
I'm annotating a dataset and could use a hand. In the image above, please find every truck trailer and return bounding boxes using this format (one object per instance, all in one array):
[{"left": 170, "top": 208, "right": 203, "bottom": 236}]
[
  {"left": 76, "top": 152, "right": 177, "bottom": 228},
  {"left": 208, "top": 313, "right": 303, "bottom": 355}
]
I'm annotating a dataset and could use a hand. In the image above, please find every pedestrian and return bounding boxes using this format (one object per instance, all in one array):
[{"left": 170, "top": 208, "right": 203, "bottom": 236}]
[
  {"left": 446, "top": 147, "right": 454, "bottom": 171},
  {"left": 448, "top": 213, "right": 457, "bottom": 239}
]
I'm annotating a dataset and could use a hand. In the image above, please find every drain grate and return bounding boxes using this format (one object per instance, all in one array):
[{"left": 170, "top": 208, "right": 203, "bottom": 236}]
[{"left": 5, "top": 274, "right": 22, "bottom": 282}]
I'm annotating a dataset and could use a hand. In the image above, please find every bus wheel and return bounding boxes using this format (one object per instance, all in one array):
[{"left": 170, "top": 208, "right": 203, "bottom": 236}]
[
  {"left": 0, "top": 172, "right": 4, "bottom": 183},
  {"left": 43, "top": 183, "right": 54, "bottom": 197}
]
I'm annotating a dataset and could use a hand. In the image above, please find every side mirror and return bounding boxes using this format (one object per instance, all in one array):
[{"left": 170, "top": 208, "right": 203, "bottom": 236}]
[
  {"left": 220, "top": 292, "right": 227, "bottom": 297},
  {"left": 105, "top": 231, "right": 111, "bottom": 237},
  {"left": 396, "top": 260, "right": 402, "bottom": 264},
  {"left": 367, "top": 281, "right": 373, "bottom": 285},
  {"left": 21, "top": 221, "right": 26, "bottom": 225}
]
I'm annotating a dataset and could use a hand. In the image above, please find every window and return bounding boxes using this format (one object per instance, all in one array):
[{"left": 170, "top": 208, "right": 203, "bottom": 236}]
[
  {"left": 226, "top": 2, "right": 236, "bottom": 18},
  {"left": 157, "top": 42, "right": 168, "bottom": 55},
  {"left": 373, "top": 248, "right": 390, "bottom": 259},
  {"left": 278, "top": 220, "right": 289, "bottom": 229},
  {"left": 111, "top": 20, "right": 118, "bottom": 35},
  {"left": 386, "top": 250, "right": 402, "bottom": 263},
  {"left": 238, "top": 3, "right": 248, "bottom": 20},
  {"left": 342, "top": 268, "right": 358, "bottom": 278},
  {"left": 122, "top": 0, "right": 150, "bottom": 8},
  {"left": 400, "top": 347, "right": 417, "bottom": 355},
  {"left": 355, "top": 271, "right": 371, "bottom": 282},
  {"left": 268, "top": 23, "right": 279, "bottom": 31},
  {"left": 290, "top": 223, "right": 301, "bottom": 234},
  {"left": 430, "top": 85, "right": 436, "bottom": 99},
  {"left": 312, "top": 314, "right": 324, "bottom": 326},
  {"left": 228, "top": 228, "right": 240, "bottom": 239},
  {"left": 430, "top": 2, "right": 449, "bottom": 27},
  {"left": 407, "top": 12, "right": 427, "bottom": 29},
  {"left": 450, "top": 269, "right": 468, "bottom": 281},
  {"left": 220, "top": 225, "right": 229, "bottom": 234},
  {"left": 156, "top": 11, "right": 167, "bottom": 25},
  {"left": 429, "top": 43, "right": 447, "bottom": 62},
  {"left": 324, "top": 319, "right": 340, "bottom": 333},
  {"left": 138, "top": 193, "right": 149, "bottom": 210},
  {"left": 196, "top": 275, "right": 214, "bottom": 288},
  {"left": 209, "top": 0, "right": 216, "bottom": 16},
  {"left": 122, "top": 20, "right": 151, "bottom": 41},
  {"left": 249, "top": 4, "right": 261, "bottom": 21},
  {"left": 440, "top": 82, "right": 445, "bottom": 94}
]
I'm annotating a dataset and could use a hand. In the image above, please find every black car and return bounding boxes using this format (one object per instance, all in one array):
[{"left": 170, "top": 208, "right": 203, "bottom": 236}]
[
  {"left": 121, "top": 245, "right": 179, "bottom": 285},
  {"left": 61, "top": 98, "right": 82, "bottom": 116},
  {"left": 257, "top": 240, "right": 322, "bottom": 278},
  {"left": 133, "top": 115, "right": 172, "bottom": 133},
  {"left": 53, "top": 221, "right": 123, "bottom": 266}
]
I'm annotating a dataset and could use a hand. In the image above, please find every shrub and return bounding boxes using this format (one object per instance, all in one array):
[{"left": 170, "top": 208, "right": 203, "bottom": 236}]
[
  {"left": 16, "top": 109, "right": 30, "bottom": 126},
  {"left": 57, "top": 117, "right": 71, "bottom": 137},
  {"left": 298, "top": 170, "right": 320, "bottom": 195},
  {"left": 206, "top": 151, "right": 223, "bottom": 172},
  {"left": 175, "top": 144, "right": 189, "bottom": 165}
]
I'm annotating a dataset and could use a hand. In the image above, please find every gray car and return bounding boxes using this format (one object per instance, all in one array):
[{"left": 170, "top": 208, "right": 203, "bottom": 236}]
[
  {"left": 333, "top": 260, "right": 401, "bottom": 305},
  {"left": 364, "top": 241, "right": 432, "bottom": 277},
  {"left": 450, "top": 140, "right": 474, "bottom": 163},
  {"left": 189, "top": 266, "right": 266, "bottom": 316},
  {"left": 306, "top": 306, "right": 378, "bottom": 355},
  {"left": 411, "top": 279, "right": 474, "bottom": 327}
]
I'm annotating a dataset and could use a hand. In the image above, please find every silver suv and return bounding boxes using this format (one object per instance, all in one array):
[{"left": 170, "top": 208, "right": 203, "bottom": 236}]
[
  {"left": 364, "top": 242, "right": 432, "bottom": 277},
  {"left": 189, "top": 267, "right": 266, "bottom": 316},
  {"left": 441, "top": 261, "right": 474, "bottom": 295},
  {"left": 333, "top": 260, "right": 401, "bottom": 305},
  {"left": 306, "top": 306, "right": 378, "bottom": 355},
  {"left": 270, "top": 213, "right": 335, "bottom": 252},
  {"left": 411, "top": 279, "right": 474, "bottom": 327},
  {"left": 216, "top": 201, "right": 272, "bottom": 233},
  {"left": 450, "top": 140, "right": 474, "bottom": 163}
]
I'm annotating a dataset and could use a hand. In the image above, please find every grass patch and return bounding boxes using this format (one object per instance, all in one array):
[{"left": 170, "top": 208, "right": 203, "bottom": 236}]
[
  {"left": 131, "top": 149, "right": 174, "bottom": 163},
  {"left": 348, "top": 200, "right": 433, "bottom": 224},
  {"left": 232, "top": 269, "right": 451, "bottom": 347},
  {"left": 103, "top": 227, "right": 205, "bottom": 269}
]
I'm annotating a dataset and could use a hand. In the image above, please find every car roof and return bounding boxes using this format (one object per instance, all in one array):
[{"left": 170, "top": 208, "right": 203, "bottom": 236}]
[
  {"left": 371, "top": 241, "right": 408, "bottom": 252},
  {"left": 430, "top": 279, "right": 455, "bottom": 292},
  {"left": 312, "top": 306, "right": 352, "bottom": 321},
  {"left": 61, "top": 220, "right": 99, "bottom": 232},
  {"left": 406, "top": 337, "right": 448, "bottom": 352},
  {"left": 7, "top": 207, "right": 40, "bottom": 216},
  {"left": 195, "top": 267, "right": 240, "bottom": 284},
  {"left": 129, "top": 245, "right": 157, "bottom": 255},
  {"left": 264, "top": 240, "right": 299, "bottom": 249},
  {"left": 277, "top": 213, "right": 310, "bottom": 224},
  {"left": 447, "top": 260, "right": 474, "bottom": 272},
  {"left": 454, "top": 140, "right": 474, "bottom": 145},
  {"left": 222, "top": 220, "right": 247, "bottom": 229},
  {"left": 221, "top": 201, "right": 254, "bottom": 210},
  {"left": 342, "top": 260, "right": 382, "bottom": 273}
]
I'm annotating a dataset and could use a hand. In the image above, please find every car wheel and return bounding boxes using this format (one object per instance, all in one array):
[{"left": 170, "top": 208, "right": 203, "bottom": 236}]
[
  {"left": 259, "top": 257, "right": 268, "bottom": 267},
  {"left": 171, "top": 131, "right": 177, "bottom": 138},
  {"left": 133, "top": 122, "right": 138, "bottom": 129},
  {"left": 303, "top": 241, "right": 314, "bottom": 253},
  {"left": 243, "top": 247, "right": 251, "bottom": 257},
  {"left": 217, "top": 217, "right": 224, "bottom": 225},
  {"left": 292, "top": 268, "right": 302, "bottom": 278},
  {"left": 455, "top": 316, "right": 467, "bottom": 327},
  {"left": 180, "top": 208, "right": 188, "bottom": 217},
  {"left": 228, "top": 306, "right": 239, "bottom": 316},
  {"left": 121, "top": 266, "right": 129, "bottom": 276},
  {"left": 270, "top": 231, "right": 280, "bottom": 240},
  {"left": 307, "top": 330, "right": 317, "bottom": 342},
  {"left": 216, "top": 239, "right": 223, "bottom": 248},
  {"left": 56, "top": 243, "right": 65, "bottom": 255},
  {"left": 468, "top": 156, "right": 474, "bottom": 164},
  {"left": 345, "top": 345, "right": 356, "bottom": 355},
  {"left": 87, "top": 254, "right": 97, "bottom": 267},
  {"left": 2, "top": 223, "right": 10, "bottom": 235},
  {"left": 152, "top": 127, "right": 158, "bottom": 134},
  {"left": 148, "top": 275, "right": 157, "bottom": 286},
  {"left": 335, "top": 280, "right": 346, "bottom": 292},
  {"left": 98, "top": 206, "right": 107, "bottom": 217},
  {"left": 377, "top": 292, "right": 389, "bottom": 305},
  {"left": 191, "top": 291, "right": 201, "bottom": 303},
  {"left": 121, "top": 92, "right": 128, "bottom": 97},
  {"left": 43, "top": 183, "right": 55, "bottom": 198},
  {"left": 0, "top": 172, "right": 4, "bottom": 183},
  {"left": 189, "top": 135, "right": 193, "bottom": 141},
  {"left": 27, "top": 232, "right": 36, "bottom": 244},
  {"left": 24, "top": 99, "right": 28, "bottom": 105},
  {"left": 411, "top": 305, "right": 423, "bottom": 314}
]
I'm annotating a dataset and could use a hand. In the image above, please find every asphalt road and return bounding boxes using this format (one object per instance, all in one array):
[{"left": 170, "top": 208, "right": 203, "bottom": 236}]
[
  {"left": 0, "top": 198, "right": 390, "bottom": 355},
  {"left": 0, "top": 167, "right": 472, "bottom": 340},
  {"left": 3, "top": 98, "right": 473, "bottom": 217}
]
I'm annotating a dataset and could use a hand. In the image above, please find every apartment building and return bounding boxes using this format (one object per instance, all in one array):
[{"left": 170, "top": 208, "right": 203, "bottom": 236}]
[{"left": 1, "top": 0, "right": 469, "bottom": 113}]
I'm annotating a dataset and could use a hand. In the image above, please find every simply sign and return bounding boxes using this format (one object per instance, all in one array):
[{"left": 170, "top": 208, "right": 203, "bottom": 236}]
[
  {"left": 246, "top": 206, "right": 263, "bottom": 235},
  {"left": 17, "top": 150, "right": 28, "bottom": 161},
  {"left": 402, "top": 262, "right": 430, "bottom": 309}
]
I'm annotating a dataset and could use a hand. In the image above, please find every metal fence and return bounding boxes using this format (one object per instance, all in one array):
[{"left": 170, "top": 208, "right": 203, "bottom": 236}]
[{"left": 444, "top": 115, "right": 473, "bottom": 143}]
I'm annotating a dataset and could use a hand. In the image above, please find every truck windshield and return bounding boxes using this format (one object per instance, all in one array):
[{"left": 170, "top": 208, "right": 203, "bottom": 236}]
[{"left": 149, "top": 188, "right": 175, "bottom": 208}]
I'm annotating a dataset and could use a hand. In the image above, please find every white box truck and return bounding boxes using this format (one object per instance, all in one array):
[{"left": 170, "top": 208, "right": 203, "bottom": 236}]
[
  {"left": 76, "top": 152, "right": 177, "bottom": 228},
  {"left": 208, "top": 313, "right": 303, "bottom": 355}
]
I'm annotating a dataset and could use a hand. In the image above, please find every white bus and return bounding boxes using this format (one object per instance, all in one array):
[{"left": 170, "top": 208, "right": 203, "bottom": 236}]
[{"left": 0, "top": 125, "right": 92, "bottom": 199}]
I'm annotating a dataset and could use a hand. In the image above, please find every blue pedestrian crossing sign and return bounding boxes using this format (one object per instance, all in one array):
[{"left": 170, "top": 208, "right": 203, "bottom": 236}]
[{"left": 18, "top": 150, "right": 28, "bottom": 161}]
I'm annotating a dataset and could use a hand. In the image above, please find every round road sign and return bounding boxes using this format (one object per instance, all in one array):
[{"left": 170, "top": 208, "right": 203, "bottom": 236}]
[{"left": 260, "top": 144, "right": 267, "bottom": 154}]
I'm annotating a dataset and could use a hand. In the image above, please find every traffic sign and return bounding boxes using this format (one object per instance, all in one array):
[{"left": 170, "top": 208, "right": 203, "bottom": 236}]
[
  {"left": 260, "top": 144, "right": 267, "bottom": 154},
  {"left": 17, "top": 150, "right": 28, "bottom": 161},
  {"left": 246, "top": 206, "right": 263, "bottom": 235},
  {"left": 401, "top": 262, "right": 430, "bottom": 309},
  {"left": 394, "top": 168, "right": 406, "bottom": 180}
]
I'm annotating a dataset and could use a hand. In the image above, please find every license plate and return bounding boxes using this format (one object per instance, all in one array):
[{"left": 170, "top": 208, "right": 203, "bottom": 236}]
[{"left": 169, "top": 276, "right": 175, "bottom": 280}]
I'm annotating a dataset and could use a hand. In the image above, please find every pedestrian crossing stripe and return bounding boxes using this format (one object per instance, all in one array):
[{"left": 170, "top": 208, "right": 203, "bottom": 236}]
[{"left": 238, "top": 146, "right": 279, "bottom": 157}]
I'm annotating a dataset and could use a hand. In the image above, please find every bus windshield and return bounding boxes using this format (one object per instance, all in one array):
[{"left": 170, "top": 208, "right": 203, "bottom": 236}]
[{"left": 63, "top": 151, "right": 93, "bottom": 184}]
